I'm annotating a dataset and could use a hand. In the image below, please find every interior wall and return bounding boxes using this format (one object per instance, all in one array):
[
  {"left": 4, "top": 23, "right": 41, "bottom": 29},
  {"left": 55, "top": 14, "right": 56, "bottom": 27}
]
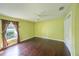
[
  {"left": 35, "top": 17, "right": 64, "bottom": 42},
  {"left": 73, "top": 4, "right": 79, "bottom": 56},
  {"left": 19, "top": 20, "right": 34, "bottom": 41},
  {"left": 0, "top": 20, "right": 3, "bottom": 49}
]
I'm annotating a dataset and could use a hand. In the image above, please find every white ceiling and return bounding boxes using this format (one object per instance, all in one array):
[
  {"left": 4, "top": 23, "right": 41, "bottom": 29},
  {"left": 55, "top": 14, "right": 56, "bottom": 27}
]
[{"left": 0, "top": 3, "right": 71, "bottom": 22}]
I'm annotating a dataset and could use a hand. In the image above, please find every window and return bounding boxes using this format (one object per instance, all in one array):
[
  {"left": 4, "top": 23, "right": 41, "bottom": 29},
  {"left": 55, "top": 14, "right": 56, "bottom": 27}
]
[{"left": 5, "top": 22, "right": 18, "bottom": 40}]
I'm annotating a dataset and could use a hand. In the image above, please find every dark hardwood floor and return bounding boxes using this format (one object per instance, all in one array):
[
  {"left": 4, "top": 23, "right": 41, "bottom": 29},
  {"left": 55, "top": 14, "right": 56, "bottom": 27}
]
[{"left": 0, "top": 37, "right": 70, "bottom": 56}]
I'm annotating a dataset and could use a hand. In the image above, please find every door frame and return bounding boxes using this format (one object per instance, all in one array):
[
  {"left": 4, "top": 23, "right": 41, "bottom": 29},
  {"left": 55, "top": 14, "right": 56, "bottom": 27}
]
[{"left": 64, "top": 11, "right": 74, "bottom": 56}]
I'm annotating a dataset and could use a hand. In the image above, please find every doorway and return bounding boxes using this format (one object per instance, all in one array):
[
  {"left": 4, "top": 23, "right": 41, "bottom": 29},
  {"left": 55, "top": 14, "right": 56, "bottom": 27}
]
[{"left": 2, "top": 20, "right": 20, "bottom": 48}]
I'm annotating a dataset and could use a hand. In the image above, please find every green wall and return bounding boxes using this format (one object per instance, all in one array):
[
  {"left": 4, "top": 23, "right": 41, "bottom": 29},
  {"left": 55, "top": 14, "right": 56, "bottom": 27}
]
[
  {"left": 72, "top": 4, "right": 79, "bottom": 56},
  {"left": 35, "top": 17, "right": 64, "bottom": 42},
  {"left": 0, "top": 20, "right": 3, "bottom": 48},
  {"left": 19, "top": 20, "right": 34, "bottom": 41}
]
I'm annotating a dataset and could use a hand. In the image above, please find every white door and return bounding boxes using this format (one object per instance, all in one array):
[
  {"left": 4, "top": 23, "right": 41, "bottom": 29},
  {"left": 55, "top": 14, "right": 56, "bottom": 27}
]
[{"left": 64, "top": 11, "right": 72, "bottom": 55}]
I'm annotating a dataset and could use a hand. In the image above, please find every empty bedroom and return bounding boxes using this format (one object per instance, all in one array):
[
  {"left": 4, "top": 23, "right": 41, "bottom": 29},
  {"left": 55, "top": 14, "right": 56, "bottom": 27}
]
[{"left": 0, "top": 3, "right": 79, "bottom": 56}]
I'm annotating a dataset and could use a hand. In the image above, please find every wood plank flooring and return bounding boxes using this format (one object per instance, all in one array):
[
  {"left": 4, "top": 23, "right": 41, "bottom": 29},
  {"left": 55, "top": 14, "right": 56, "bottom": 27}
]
[{"left": 0, "top": 37, "right": 70, "bottom": 56}]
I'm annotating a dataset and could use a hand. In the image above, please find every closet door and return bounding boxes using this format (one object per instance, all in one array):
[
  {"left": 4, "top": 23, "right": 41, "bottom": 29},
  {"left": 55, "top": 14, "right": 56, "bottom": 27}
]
[
  {"left": 64, "top": 11, "right": 72, "bottom": 55},
  {"left": 2, "top": 20, "right": 20, "bottom": 48}
]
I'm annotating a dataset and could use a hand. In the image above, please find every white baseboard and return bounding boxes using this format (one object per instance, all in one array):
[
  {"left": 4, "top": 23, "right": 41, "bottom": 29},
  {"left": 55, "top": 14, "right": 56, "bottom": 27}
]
[
  {"left": 20, "top": 36, "right": 64, "bottom": 42},
  {"left": 35, "top": 36, "right": 64, "bottom": 42},
  {"left": 20, "top": 36, "right": 34, "bottom": 42}
]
